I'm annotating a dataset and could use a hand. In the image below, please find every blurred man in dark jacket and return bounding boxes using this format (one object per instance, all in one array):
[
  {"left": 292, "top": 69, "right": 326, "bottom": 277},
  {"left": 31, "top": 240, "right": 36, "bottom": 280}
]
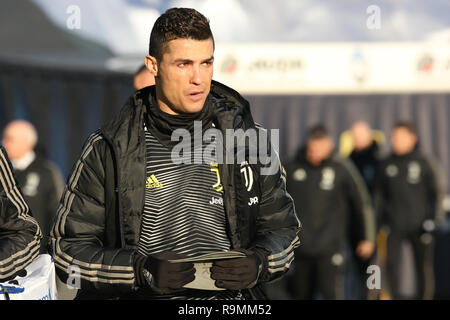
[
  {"left": 374, "top": 121, "right": 445, "bottom": 299},
  {"left": 347, "top": 121, "right": 382, "bottom": 299},
  {"left": 2, "top": 120, "right": 64, "bottom": 254},
  {"left": 286, "top": 125, "right": 376, "bottom": 300},
  {"left": 349, "top": 121, "right": 381, "bottom": 194}
]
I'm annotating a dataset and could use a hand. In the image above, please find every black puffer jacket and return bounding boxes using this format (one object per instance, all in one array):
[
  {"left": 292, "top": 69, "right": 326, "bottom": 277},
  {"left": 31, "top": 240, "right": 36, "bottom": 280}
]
[
  {"left": 0, "top": 146, "right": 42, "bottom": 281},
  {"left": 374, "top": 147, "right": 445, "bottom": 235},
  {"left": 49, "top": 81, "right": 300, "bottom": 299},
  {"left": 286, "top": 148, "right": 376, "bottom": 256}
]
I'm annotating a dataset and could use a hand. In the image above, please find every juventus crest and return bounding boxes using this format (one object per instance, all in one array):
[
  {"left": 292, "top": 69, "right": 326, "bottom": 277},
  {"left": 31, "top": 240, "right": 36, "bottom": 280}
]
[{"left": 240, "top": 161, "right": 254, "bottom": 192}]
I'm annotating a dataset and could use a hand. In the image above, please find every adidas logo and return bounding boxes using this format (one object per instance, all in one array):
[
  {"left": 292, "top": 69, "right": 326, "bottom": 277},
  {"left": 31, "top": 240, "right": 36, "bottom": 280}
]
[{"left": 146, "top": 174, "right": 163, "bottom": 189}]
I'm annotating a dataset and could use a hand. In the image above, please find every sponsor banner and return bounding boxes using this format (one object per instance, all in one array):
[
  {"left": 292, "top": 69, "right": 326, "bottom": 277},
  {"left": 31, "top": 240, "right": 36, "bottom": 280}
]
[{"left": 213, "top": 43, "right": 450, "bottom": 94}]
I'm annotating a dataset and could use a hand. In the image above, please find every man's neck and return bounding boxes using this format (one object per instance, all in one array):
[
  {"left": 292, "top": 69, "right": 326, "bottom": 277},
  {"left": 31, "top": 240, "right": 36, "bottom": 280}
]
[
  {"left": 394, "top": 147, "right": 416, "bottom": 157},
  {"left": 11, "top": 150, "right": 35, "bottom": 171},
  {"left": 154, "top": 86, "right": 179, "bottom": 115},
  {"left": 157, "top": 101, "right": 179, "bottom": 115}
]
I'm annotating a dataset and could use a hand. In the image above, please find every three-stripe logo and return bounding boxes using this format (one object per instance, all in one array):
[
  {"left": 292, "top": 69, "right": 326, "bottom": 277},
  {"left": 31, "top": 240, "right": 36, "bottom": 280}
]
[{"left": 146, "top": 174, "right": 163, "bottom": 189}]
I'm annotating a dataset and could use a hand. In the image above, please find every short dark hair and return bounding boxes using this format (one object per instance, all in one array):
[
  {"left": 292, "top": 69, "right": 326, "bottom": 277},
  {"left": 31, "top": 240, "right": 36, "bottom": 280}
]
[
  {"left": 149, "top": 8, "right": 214, "bottom": 60},
  {"left": 393, "top": 121, "right": 417, "bottom": 135},
  {"left": 307, "top": 124, "right": 330, "bottom": 140}
]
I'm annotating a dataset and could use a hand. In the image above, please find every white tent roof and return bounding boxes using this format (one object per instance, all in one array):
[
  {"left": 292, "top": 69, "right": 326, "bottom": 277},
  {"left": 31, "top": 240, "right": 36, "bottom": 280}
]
[{"left": 32, "top": 0, "right": 450, "bottom": 57}]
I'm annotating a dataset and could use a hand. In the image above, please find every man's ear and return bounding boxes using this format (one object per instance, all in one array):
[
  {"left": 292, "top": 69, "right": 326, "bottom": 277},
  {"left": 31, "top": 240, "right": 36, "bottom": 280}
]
[{"left": 145, "top": 55, "right": 158, "bottom": 77}]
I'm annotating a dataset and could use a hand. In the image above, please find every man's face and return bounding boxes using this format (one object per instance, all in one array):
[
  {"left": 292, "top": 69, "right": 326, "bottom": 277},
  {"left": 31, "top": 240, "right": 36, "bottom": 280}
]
[
  {"left": 306, "top": 137, "right": 334, "bottom": 166},
  {"left": 2, "top": 124, "right": 32, "bottom": 160},
  {"left": 351, "top": 122, "right": 373, "bottom": 151},
  {"left": 391, "top": 127, "right": 417, "bottom": 155},
  {"left": 152, "top": 38, "right": 214, "bottom": 115}
]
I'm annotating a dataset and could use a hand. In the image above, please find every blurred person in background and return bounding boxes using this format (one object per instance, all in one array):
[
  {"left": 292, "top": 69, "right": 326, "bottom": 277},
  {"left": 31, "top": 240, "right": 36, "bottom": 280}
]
[
  {"left": 133, "top": 64, "right": 155, "bottom": 90},
  {"left": 374, "top": 121, "right": 445, "bottom": 300},
  {"left": 49, "top": 7, "right": 300, "bottom": 300},
  {"left": 2, "top": 120, "right": 64, "bottom": 254},
  {"left": 0, "top": 145, "right": 42, "bottom": 282},
  {"left": 349, "top": 121, "right": 381, "bottom": 194},
  {"left": 346, "top": 121, "right": 382, "bottom": 299},
  {"left": 285, "top": 124, "right": 376, "bottom": 300}
]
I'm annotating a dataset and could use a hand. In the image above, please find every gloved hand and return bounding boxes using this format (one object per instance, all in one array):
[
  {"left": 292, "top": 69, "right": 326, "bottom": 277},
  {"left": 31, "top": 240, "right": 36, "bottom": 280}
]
[
  {"left": 133, "top": 251, "right": 195, "bottom": 294},
  {"left": 210, "top": 248, "right": 269, "bottom": 290}
]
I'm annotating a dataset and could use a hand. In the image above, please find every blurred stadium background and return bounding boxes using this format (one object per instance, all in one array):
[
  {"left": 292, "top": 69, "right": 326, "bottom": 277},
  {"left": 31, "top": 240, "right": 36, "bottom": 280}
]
[{"left": 1, "top": 0, "right": 449, "bottom": 298}]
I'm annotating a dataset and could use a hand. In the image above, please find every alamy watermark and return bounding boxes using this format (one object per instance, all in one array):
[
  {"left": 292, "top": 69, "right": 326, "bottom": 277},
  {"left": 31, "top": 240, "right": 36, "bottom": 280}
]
[
  {"left": 66, "top": 5, "right": 81, "bottom": 30},
  {"left": 66, "top": 265, "right": 81, "bottom": 289},
  {"left": 366, "top": 265, "right": 381, "bottom": 290},
  {"left": 366, "top": 5, "right": 381, "bottom": 30},
  {"left": 170, "top": 121, "right": 280, "bottom": 176}
]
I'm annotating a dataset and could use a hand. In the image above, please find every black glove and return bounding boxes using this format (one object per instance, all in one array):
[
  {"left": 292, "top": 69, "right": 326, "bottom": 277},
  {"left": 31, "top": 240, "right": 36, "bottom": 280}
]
[
  {"left": 133, "top": 251, "right": 195, "bottom": 294},
  {"left": 210, "top": 248, "right": 269, "bottom": 290}
]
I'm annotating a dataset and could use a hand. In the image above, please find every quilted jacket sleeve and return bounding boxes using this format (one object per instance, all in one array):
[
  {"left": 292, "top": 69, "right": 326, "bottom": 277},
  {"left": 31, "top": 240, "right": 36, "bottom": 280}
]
[
  {"left": 49, "top": 132, "right": 136, "bottom": 295},
  {"left": 250, "top": 127, "right": 301, "bottom": 282},
  {"left": 0, "top": 146, "right": 42, "bottom": 281}
]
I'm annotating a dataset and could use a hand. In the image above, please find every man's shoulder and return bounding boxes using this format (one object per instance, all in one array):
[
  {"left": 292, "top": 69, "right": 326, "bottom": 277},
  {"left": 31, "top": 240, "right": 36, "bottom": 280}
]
[
  {"left": 415, "top": 151, "right": 440, "bottom": 172},
  {"left": 414, "top": 150, "right": 434, "bottom": 162},
  {"left": 83, "top": 129, "right": 107, "bottom": 147},
  {"left": 75, "top": 130, "right": 111, "bottom": 162},
  {"left": 210, "top": 80, "right": 247, "bottom": 104},
  {"left": 210, "top": 80, "right": 251, "bottom": 115},
  {"left": 100, "top": 89, "right": 147, "bottom": 140}
]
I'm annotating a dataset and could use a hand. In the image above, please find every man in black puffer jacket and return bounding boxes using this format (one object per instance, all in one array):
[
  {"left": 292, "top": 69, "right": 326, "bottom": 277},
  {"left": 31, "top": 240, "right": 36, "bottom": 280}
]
[
  {"left": 285, "top": 125, "right": 376, "bottom": 300},
  {"left": 0, "top": 145, "right": 42, "bottom": 282},
  {"left": 374, "top": 121, "right": 445, "bottom": 300},
  {"left": 49, "top": 8, "right": 300, "bottom": 300}
]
